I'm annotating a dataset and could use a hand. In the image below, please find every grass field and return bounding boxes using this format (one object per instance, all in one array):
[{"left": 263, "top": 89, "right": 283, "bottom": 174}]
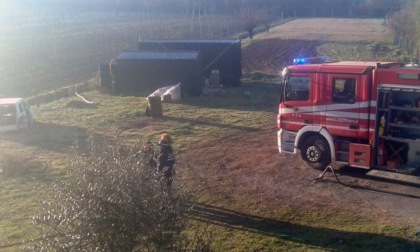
[
  {"left": 244, "top": 18, "right": 411, "bottom": 64},
  {"left": 0, "top": 12, "right": 244, "bottom": 97},
  {"left": 1, "top": 18, "right": 420, "bottom": 251},
  {"left": 255, "top": 18, "right": 390, "bottom": 42},
  {"left": 1, "top": 83, "right": 420, "bottom": 251},
  {"left": 0, "top": 83, "right": 275, "bottom": 250}
]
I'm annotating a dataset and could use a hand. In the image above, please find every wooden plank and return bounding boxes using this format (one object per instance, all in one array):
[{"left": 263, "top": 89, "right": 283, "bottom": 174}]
[{"left": 366, "top": 170, "right": 420, "bottom": 186}]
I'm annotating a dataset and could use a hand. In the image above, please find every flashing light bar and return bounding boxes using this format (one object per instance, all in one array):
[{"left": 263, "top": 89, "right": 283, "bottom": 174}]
[{"left": 293, "top": 56, "right": 327, "bottom": 65}]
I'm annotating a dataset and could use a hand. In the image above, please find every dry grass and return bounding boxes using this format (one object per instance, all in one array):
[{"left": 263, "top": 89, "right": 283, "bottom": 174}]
[
  {"left": 1, "top": 17, "right": 419, "bottom": 251},
  {"left": 254, "top": 18, "right": 391, "bottom": 43},
  {"left": 1, "top": 85, "right": 420, "bottom": 251}
]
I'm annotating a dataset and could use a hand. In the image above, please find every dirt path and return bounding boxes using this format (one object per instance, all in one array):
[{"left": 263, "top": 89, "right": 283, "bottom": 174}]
[{"left": 179, "top": 122, "right": 420, "bottom": 226}]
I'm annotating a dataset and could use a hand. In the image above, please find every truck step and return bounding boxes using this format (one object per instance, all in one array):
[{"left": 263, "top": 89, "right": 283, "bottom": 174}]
[
  {"left": 366, "top": 170, "right": 420, "bottom": 187},
  {"left": 336, "top": 151, "right": 349, "bottom": 154}
]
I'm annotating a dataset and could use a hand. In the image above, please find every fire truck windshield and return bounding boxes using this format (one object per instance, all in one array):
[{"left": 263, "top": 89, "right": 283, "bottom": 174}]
[{"left": 285, "top": 76, "right": 310, "bottom": 101}]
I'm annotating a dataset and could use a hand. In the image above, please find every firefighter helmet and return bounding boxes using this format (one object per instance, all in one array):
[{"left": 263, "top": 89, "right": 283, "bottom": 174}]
[{"left": 160, "top": 133, "right": 173, "bottom": 144}]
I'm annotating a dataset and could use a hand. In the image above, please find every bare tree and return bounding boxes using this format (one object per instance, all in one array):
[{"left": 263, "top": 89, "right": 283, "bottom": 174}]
[
  {"left": 240, "top": 3, "right": 261, "bottom": 39},
  {"left": 388, "top": 6, "right": 416, "bottom": 54},
  {"left": 260, "top": 2, "right": 279, "bottom": 33}
]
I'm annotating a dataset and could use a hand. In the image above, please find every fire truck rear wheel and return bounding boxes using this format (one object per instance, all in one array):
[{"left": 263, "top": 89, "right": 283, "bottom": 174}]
[{"left": 300, "top": 135, "right": 331, "bottom": 170}]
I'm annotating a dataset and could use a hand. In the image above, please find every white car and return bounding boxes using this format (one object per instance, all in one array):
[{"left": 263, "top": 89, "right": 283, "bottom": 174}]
[{"left": 0, "top": 98, "right": 34, "bottom": 132}]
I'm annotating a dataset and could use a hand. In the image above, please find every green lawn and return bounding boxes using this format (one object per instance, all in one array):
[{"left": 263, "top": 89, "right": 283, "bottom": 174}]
[{"left": 1, "top": 78, "right": 419, "bottom": 251}]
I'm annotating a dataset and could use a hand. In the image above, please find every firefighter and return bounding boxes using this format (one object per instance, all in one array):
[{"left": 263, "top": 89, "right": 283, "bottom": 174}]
[
  {"left": 131, "top": 140, "right": 156, "bottom": 170},
  {"left": 142, "top": 140, "right": 157, "bottom": 169},
  {"left": 157, "top": 133, "right": 176, "bottom": 187},
  {"left": 333, "top": 79, "right": 355, "bottom": 103}
]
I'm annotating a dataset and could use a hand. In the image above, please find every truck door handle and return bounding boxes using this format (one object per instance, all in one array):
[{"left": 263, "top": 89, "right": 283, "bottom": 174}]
[
  {"left": 349, "top": 125, "right": 358, "bottom": 129},
  {"left": 304, "top": 120, "right": 312, "bottom": 124}
]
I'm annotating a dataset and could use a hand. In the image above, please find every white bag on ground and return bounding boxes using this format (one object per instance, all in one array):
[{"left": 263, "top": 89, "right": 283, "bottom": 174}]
[{"left": 148, "top": 83, "right": 181, "bottom": 102}]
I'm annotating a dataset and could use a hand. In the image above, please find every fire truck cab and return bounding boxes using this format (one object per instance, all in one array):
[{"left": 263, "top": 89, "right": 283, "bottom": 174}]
[{"left": 277, "top": 57, "right": 420, "bottom": 175}]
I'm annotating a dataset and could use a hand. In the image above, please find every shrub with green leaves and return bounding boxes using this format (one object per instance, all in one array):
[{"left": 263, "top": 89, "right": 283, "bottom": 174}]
[{"left": 28, "top": 136, "right": 209, "bottom": 251}]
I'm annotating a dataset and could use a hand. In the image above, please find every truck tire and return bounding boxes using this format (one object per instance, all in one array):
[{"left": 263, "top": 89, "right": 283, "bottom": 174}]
[{"left": 300, "top": 135, "right": 331, "bottom": 170}]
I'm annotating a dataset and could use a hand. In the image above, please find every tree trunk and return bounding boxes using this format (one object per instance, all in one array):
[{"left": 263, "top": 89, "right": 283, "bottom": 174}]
[{"left": 248, "top": 30, "right": 254, "bottom": 39}]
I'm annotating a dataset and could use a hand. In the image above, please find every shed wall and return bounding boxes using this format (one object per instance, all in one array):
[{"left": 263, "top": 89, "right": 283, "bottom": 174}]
[
  {"left": 138, "top": 40, "right": 241, "bottom": 86},
  {"left": 111, "top": 51, "right": 203, "bottom": 96}
]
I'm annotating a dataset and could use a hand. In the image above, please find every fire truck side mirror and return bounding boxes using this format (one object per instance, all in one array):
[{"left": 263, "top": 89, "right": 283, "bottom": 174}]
[
  {"left": 281, "top": 67, "right": 288, "bottom": 82},
  {"left": 281, "top": 79, "right": 288, "bottom": 103}
]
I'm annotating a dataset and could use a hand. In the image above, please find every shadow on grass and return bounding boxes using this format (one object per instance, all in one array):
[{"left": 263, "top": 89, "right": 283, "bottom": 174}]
[
  {"left": 0, "top": 121, "right": 118, "bottom": 155},
  {"left": 319, "top": 166, "right": 420, "bottom": 197},
  {"left": 0, "top": 122, "right": 96, "bottom": 182},
  {"left": 189, "top": 202, "right": 420, "bottom": 252},
  {"left": 0, "top": 122, "right": 88, "bottom": 153},
  {"left": 0, "top": 155, "right": 52, "bottom": 183}
]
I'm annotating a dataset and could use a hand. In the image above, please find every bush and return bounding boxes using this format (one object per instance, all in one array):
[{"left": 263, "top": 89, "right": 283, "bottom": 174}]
[{"left": 28, "top": 135, "right": 211, "bottom": 251}]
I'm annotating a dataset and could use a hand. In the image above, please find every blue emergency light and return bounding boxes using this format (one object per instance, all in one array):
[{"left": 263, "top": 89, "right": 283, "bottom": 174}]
[
  {"left": 294, "top": 58, "right": 307, "bottom": 64},
  {"left": 293, "top": 56, "right": 327, "bottom": 65}
]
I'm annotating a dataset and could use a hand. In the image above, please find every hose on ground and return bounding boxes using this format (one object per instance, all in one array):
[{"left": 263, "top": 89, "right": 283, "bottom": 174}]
[{"left": 313, "top": 165, "right": 348, "bottom": 186}]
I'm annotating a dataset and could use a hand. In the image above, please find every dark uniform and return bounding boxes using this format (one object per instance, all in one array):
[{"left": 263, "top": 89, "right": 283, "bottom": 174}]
[{"left": 157, "top": 139, "right": 176, "bottom": 187}]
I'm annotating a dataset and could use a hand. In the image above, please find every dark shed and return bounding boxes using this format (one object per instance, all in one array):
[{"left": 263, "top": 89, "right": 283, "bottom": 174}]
[
  {"left": 111, "top": 51, "right": 203, "bottom": 96},
  {"left": 138, "top": 40, "right": 241, "bottom": 87}
]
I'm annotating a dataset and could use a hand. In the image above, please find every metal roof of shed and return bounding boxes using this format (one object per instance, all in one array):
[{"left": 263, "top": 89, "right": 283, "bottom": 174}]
[{"left": 117, "top": 51, "right": 200, "bottom": 60}]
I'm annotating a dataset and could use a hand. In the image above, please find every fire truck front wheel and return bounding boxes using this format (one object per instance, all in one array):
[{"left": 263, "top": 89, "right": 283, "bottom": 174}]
[{"left": 300, "top": 136, "right": 331, "bottom": 170}]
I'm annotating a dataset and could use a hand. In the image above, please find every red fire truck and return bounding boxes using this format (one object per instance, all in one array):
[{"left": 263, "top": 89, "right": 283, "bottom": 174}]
[{"left": 277, "top": 57, "right": 420, "bottom": 176}]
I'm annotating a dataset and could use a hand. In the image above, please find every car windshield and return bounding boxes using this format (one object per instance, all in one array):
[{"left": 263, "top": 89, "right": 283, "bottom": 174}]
[{"left": 285, "top": 76, "right": 310, "bottom": 101}]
